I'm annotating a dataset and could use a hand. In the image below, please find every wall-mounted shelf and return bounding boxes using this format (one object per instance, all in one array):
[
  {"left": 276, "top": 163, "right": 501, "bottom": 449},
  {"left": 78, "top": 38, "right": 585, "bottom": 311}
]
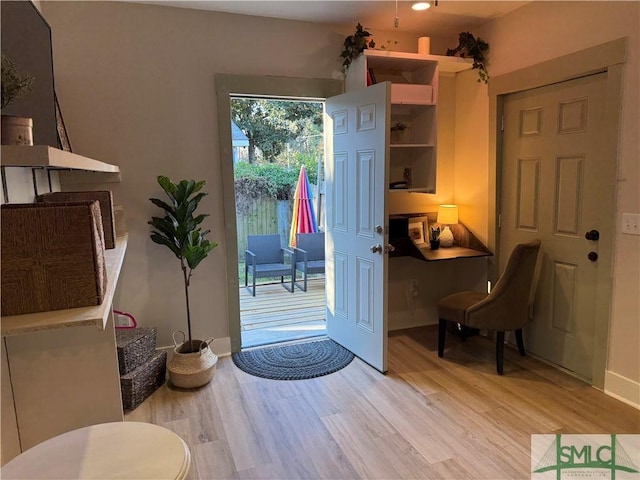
[
  {"left": 1, "top": 146, "right": 119, "bottom": 173},
  {"left": 360, "top": 49, "right": 473, "bottom": 74},
  {"left": 1, "top": 234, "right": 128, "bottom": 336}
]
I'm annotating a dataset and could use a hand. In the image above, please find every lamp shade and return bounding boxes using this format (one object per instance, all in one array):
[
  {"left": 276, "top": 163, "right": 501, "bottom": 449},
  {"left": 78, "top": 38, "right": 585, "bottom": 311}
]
[{"left": 437, "top": 205, "right": 458, "bottom": 225}]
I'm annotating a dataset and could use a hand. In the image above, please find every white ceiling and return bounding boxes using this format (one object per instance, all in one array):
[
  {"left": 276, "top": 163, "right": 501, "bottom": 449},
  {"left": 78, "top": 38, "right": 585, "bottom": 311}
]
[{"left": 131, "top": 1, "right": 528, "bottom": 36}]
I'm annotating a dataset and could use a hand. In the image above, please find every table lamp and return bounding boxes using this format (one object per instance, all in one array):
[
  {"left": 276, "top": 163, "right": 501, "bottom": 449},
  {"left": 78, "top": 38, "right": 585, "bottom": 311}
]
[{"left": 437, "top": 205, "right": 458, "bottom": 248}]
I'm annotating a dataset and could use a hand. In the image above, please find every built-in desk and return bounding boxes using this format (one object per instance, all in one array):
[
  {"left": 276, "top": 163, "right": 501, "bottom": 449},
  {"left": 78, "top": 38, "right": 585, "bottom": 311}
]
[
  {"left": 389, "top": 214, "right": 492, "bottom": 262},
  {"left": 415, "top": 244, "right": 492, "bottom": 261}
]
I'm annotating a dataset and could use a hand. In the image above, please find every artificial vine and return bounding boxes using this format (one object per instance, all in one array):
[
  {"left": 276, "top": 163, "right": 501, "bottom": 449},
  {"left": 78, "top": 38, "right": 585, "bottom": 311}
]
[{"left": 446, "top": 32, "right": 490, "bottom": 84}]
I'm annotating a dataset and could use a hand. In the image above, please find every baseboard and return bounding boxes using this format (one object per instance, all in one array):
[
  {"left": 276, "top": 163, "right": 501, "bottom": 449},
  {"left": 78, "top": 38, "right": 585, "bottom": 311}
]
[
  {"left": 604, "top": 370, "right": 640, "bottom": 409},
  {"left": 158, "top": 336, "right": 232, "bottom": 361}
]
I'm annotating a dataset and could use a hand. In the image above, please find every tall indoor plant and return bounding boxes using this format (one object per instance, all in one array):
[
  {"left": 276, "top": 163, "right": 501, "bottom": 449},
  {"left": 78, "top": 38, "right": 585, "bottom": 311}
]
[
  {"left": 149, "top": 175, "right": 218, "bottom": 349},
  {"left": 149, "top": 176, "right": 219, "bottom": 388}
]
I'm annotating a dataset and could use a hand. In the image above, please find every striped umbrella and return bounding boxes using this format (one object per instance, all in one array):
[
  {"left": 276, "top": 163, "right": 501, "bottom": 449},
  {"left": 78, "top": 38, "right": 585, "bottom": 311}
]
[{"left": 289, "top": 165, "right": 318, "bottom": 247}]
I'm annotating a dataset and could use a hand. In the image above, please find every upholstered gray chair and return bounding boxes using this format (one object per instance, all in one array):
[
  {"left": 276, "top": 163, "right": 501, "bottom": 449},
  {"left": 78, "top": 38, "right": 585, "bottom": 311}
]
[
  {"left": 293, "top": 232, "right": 325, "bottom": 291},
  {"left": 245, "top": 234, "right": 294, "bottom": 297},
  {"left": 437, "top": 239, "right": 541, "bottom": 375}
]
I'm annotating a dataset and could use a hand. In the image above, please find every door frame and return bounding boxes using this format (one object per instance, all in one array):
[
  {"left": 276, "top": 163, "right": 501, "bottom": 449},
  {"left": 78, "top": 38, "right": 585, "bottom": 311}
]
[
  {"left": 489, "top": 38, "right": 627, "bottom": 388},
  {"left": 215, "top": 74, "right": 341, "bottom": 353}
]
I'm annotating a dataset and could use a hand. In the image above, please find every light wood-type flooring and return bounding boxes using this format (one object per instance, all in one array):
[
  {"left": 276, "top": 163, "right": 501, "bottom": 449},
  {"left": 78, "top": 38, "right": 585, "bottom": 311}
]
[{"left": 126, "top": 326, "right": 640, "bottom": 479}]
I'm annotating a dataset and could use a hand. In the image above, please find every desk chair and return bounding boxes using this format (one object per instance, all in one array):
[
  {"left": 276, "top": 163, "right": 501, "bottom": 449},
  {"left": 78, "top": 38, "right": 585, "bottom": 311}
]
[{"left": 437, "top": 239, "right": 541, "bottom": 375}]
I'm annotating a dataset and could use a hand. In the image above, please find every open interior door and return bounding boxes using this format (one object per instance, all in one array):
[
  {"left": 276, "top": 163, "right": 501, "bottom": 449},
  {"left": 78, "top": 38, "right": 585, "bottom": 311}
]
[{"left": 324, "top": 82, "right": 390, "bottom": 373}]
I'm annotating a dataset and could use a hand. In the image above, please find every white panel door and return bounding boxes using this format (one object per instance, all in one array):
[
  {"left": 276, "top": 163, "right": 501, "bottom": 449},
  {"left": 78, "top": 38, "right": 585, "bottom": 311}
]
[
  {"left": 325, "top": 82, "right": 389, "bottom": 373},
  {"left": 500, "top": 73, "right": 610, "bottom": 381}
]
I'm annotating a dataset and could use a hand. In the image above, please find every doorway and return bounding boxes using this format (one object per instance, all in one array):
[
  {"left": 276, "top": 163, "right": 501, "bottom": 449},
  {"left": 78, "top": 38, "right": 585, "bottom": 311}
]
[
  {"left": 216, "top": 75, "right": 342, "bottom": 353},
  {"left": 230, "top": 95, "right": 325, "bottom": 348},
  {"left": 491, "top": 39, "right": 625, "bottom": 387},
  {"left": 500, "top": 72, "right": 610, "bottom": 381}
]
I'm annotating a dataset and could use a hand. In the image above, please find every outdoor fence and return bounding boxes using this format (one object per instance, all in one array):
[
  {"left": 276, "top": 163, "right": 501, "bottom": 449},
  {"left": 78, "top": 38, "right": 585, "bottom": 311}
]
[
  {"left": 236, "top": 198, "right": 291, "bottom": 261},
  {"left": 236, "top": 185, "right": 324, "bottom": 262}
]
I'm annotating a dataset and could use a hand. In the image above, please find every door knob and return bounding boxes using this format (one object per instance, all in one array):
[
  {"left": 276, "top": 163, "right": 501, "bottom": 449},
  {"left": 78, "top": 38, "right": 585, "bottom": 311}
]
[
  {"left": 588, "top": 251, "right": 598, "bottom": 262},
  {"left": 384, "top": 244, "right": 396, "bottom": 253},
  {"left": 585, "top": 230, "right": 600, "bottom": 241},
  {"left": 375, "top": 225, "right": 384, "bottom": 234},
  {"left": 370, "top": 244, "right": 383, "bottom": 254}
]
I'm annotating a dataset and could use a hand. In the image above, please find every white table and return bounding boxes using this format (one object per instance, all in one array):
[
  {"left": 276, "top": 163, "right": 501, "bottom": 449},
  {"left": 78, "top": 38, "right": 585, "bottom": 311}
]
[{"left": 1, "top": 422, "right": 190, "bottom": 480}]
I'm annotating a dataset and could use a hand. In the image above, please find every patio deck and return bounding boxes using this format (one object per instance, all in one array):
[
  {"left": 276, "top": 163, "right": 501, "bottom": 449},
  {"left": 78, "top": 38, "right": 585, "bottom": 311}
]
[{"left": 239, "top": 277, "right": 326, "bottom": 347}]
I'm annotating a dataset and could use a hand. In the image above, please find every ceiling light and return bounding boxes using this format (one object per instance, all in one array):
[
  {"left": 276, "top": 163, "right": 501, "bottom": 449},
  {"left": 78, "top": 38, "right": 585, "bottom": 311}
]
[{"left": 412, "top": 2, "right": 431, "bottom": 11}]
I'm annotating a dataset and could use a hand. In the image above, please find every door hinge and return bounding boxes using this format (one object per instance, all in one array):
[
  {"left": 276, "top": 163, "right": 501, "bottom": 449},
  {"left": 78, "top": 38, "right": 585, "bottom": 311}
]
[
  {"left": 498, "top": 213, "right": 502, "bottom": 229},
  {"left": 500, "top": 115, "right": 504, "bottom": 132}
]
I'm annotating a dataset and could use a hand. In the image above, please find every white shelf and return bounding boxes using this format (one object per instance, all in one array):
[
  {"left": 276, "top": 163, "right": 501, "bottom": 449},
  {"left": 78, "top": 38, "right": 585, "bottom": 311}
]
[
  {"left": 1, "top": 145, "right": 119, "bottom": 173},
  {"left": 1, "top": 234, "right": 128, "bottom": 336},
  {"left": 390, "top": 188, "right": 435, "bottom": 194},
  {"left": 391, "top": 144, "right": 435, "bottom": 148},
  {"left": 363, "top": 49, "right": 473, "bottom": 73}
]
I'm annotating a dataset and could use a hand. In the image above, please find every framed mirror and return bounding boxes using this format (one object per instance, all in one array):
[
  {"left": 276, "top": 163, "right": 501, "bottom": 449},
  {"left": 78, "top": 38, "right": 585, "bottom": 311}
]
[{"left": 1, "top": 1, "right": 59, "bottom": 148}]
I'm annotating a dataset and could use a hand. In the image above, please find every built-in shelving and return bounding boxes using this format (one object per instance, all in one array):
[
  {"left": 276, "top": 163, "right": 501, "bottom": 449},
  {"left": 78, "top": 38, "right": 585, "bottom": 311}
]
[
  {"left": 1, "top": 145, "right": 119, "bottom": 173},
  {"left": 346, "top": 49, "right": 455, "bottom": 193},
  {"left": 359, "top": 49, "right": 473, "bottom": 74},
  {"left": 1, "top": 234, "right": 128, "bottom": 336}
]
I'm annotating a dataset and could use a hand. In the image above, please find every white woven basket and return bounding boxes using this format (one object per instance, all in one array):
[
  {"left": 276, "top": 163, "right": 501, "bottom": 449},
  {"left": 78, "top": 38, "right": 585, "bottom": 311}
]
[{"left": 168, "top": 332, "right": 218, "bottom": 389}]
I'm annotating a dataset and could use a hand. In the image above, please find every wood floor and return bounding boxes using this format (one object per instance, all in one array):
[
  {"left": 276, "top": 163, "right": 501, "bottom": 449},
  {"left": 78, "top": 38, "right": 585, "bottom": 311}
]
[
  {"left": 126, "top": 326, "right": 639, "bottom": 479},
  {"left": 239, "top": 277, "right": 325, "bottom": 331}
]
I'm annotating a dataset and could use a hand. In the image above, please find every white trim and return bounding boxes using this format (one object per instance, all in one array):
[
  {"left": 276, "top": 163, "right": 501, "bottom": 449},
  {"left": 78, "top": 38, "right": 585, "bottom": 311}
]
[{"left": 604, "top": 370, "right": 640, "bottom": 410}]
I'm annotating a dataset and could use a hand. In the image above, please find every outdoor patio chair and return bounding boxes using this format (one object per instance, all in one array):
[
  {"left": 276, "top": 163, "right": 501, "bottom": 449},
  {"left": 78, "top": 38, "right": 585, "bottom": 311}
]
[
  {"left": 245, "top": 234, "right": 295, "bottom": 297},
  {"left": 293, "top": 232, "right": 325, "bottom": 292}
]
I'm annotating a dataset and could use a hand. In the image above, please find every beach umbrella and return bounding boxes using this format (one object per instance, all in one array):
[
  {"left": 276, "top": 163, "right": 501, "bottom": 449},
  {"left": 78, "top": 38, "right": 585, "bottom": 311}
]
[{"left": 289, "top": 165, "right": 318, "bottom": 247}]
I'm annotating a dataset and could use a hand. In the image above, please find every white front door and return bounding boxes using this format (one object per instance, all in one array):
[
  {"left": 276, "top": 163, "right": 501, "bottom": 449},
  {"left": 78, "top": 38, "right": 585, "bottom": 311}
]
[
  {"left": 325, "top": 82, "right": 389, "bottom": 373},
  {"left": 500, "top": 73, "right": 611, "bottom": 381}
]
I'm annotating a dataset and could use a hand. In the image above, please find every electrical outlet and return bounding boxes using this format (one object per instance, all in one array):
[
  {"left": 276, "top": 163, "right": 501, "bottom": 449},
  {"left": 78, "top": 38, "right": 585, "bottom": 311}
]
[
  {"left": 409, "top": 279, "right": 418, "bottom": 297},
  {"left": 622, "top": 213, "right": 640, "bottom": 236}
]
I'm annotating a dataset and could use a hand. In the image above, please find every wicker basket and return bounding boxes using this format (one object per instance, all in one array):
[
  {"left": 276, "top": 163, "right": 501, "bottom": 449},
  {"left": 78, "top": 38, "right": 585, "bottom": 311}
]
[
  {"left": 37, "top": 191, "right": 116, "bottom": 249},
  {"left": 167, "top": 333, "right": 217, "bottom": 389},
  {"left": 1, "top": 202, "right": 107, "bottom": 316},
  {"left": 120, "top": 350, "right": 167, "bottom": 411},
  {"left": 115, "top": 327, "right": 158, "bottom": 376}
]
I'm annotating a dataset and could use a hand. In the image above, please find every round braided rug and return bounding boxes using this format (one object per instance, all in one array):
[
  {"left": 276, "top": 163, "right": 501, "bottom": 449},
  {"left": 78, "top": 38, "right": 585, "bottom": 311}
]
[{"left": 232, "top": 338, "right": 354, "bottom": 380}]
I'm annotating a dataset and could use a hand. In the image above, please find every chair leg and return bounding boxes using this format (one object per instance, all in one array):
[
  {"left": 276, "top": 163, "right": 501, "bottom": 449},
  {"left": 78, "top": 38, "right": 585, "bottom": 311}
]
[
  {"left": 303, "top": 270, "right": 308, "bottom": 292},
  {"left": 515, "top": 329, "right": 526, "bottom": 356},
  {"left": 458, "top": 323, "right": 467, "bottom": 341},
  {"left": 496, "top": 331, "right": 505, "bottom": 375},
  {"left": 252, "top": 273, "right": 256, "bottom": 297},
  {"left": 438, "top": 319, "right": 447, "bottom": 358}
]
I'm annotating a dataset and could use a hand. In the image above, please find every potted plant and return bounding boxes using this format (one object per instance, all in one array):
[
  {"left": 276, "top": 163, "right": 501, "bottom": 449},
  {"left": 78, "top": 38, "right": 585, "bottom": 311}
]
[
  {"left": 149, "top": 175, "right": 219, "bottom": 388},
  {"left": 446, "top": 32, "right": 490, "bottom": 84},
  {"left": 390, "top": 121, "right": 409, "bottom": 143},
  {"left": 429, "top": 226, "right": 441, "bottom": 250},
  {"left": 340, "top": 23, "right": 375, "bottom": 72},
  {"left": 1, "top": 53, "right": 35, "bottom": 145}
]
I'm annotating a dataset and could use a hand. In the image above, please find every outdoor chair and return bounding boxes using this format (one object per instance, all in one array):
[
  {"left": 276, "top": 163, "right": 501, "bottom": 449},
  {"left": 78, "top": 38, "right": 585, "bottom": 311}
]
[
  {"left": 293, "top": 232, "right": 325, "bottom": 292},
  {"left": 437, "top": 239, "right": 541, "bottom": 375},
  {"left": 245, "top": 234, "right": 295, "bottom": 297}
]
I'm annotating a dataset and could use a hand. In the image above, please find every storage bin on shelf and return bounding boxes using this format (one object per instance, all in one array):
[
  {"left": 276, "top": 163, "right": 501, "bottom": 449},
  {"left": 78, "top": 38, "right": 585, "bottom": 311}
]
[
  {"left": 1, "top": 201, "right": 107, "bottom": 316},
  {"left": 37, "top": 190, "right": 116, "bottom": 249}
]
